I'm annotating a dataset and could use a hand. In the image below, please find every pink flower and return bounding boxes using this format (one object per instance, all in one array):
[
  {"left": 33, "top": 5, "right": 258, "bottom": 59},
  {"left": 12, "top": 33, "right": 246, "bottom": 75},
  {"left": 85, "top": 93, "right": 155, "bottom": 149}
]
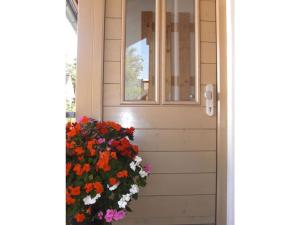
[
  {"left": 98, "top": 138, "right": 105, "bottom": 144},
  {"left": 108, "top": 139, "right": 113, "bottom": 145},
  {"left": 105, "top": 209, "right": 116, "bottom": 223},
  {"left": 143, "top": 163, "right": 152, "bottom": 173},
  {"left": 97, "top": 211, "right": 103, "bottom": 220},
  {"left": 113, "top": 210, "right": 126, "bottom": 221}
]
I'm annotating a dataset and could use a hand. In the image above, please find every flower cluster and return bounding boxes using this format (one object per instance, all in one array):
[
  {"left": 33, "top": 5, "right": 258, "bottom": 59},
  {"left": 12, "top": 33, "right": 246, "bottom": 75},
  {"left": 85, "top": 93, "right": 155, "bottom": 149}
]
[{"left": 66, "top": 117, "right": 150, "bottom": 224}]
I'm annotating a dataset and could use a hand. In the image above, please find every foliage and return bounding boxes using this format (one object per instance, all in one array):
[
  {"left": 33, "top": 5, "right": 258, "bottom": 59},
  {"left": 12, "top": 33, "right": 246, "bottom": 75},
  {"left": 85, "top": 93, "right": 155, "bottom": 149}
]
[
  {"left": 125, "top": 47, "right": 144, "bottom": 100},
  {"left": 66, "top": 117, "right": 151, "bottom": 225}
]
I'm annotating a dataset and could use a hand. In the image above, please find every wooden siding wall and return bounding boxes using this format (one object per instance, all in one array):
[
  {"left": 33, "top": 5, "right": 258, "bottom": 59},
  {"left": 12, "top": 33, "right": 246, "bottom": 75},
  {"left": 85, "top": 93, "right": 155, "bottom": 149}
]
[{"left": 103, "top": 0, "right": 217, "bottom": 224}]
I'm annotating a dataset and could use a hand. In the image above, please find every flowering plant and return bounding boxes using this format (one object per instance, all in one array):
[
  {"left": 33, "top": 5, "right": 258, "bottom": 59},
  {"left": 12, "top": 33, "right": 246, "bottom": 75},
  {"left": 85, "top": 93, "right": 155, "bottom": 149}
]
[{"left": 66, "top": 117, "right": 151, "bottom": 225}]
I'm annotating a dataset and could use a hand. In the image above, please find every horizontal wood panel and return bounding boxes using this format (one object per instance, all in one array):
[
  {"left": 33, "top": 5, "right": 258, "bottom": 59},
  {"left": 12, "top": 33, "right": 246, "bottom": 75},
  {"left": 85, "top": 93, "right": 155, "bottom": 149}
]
[
  {"left": 105, "top": 18, "right": 122, "bottom": 39},
  {"left": 118, "top": 216, "right": 215, "bottom": 225},
  {"left": 133, "top": 129, "right": 216, "bottom": 151},
  {"left": 201, "top": 42, "right": 217, "bottom": 63},
  {"left": 104, "top": 61, "right": 121, "bottom": 83},
  {"left": 200, "top": 0, "right": 216, "bottom": 21},
  {"left": 103, "top": 106, "right": 216, "bottom": 129},
  {"left": 105, "top": 0, "right": 122, "bottom": 18},
  {"left": 141, "top": 173, "right": 216, "bottom": 195},
  {"left": 201, "top": 21, "right": 216, "bottom": 42},
  {"left": 104, "top": 40, "right": 121, "bottom": 61},
  {"left": 201, "top": 63, "right": 217, "bottom": 84},
  {"left": 140, "top": 152, "right": 216, "bottom": 173},
  {"left": 122, "top": 195, "right": 215, "bottom": 218},
  {"left": 104, "top": 84, "right": 216, "bottom": 107}
]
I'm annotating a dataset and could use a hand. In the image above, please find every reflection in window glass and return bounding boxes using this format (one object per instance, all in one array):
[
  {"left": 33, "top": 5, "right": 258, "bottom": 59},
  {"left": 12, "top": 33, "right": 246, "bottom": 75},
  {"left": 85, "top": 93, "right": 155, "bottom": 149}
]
[
  {"left": 125, "top": 0, "right": 156, "bottom": 101},
  {"left": 165, "top": 0, "right": 196, "bottom": 102}
]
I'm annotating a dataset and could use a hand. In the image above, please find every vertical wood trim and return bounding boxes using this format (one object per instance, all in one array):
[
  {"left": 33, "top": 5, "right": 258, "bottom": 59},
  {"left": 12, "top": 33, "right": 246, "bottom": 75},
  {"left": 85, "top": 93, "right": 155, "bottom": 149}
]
[
  {"left": 76, "top": 0, "right": 105, "bottom": 120},
  {"left": 216, "top": 0, "right": 228, "bottom": 224}
]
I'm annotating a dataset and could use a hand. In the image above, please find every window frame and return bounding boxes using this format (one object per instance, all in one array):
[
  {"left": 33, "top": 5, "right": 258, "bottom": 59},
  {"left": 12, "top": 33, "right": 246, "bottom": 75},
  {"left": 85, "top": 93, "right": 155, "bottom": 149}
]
[
  {"left": 120, "top": 0, "right": 201, "bottom": 105},
  {"left": 120, "top": 0, "right": 161, "bottom": 105}
]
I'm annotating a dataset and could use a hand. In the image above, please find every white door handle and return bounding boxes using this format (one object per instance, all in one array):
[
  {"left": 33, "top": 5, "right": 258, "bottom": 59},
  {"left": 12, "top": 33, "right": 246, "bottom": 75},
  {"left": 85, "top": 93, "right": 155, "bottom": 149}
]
[{"left": 204, "top": 84, "right": 214, "bottom": 116}]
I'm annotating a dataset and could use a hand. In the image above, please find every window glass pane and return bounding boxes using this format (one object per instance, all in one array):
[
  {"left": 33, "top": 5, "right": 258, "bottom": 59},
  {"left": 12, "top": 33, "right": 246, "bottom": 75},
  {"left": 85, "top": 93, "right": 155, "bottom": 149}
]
[
  {"left": 165, "top": 0, "right": 196, "bottom": 102},
  {"left": 125, "top": 0, "right": 156, "bottom": 101}
]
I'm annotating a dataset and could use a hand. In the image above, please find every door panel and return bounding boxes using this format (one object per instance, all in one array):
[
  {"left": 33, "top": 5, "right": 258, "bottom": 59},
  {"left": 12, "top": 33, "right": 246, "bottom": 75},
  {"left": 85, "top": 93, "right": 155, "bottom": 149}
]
[
  {"left": 103, "top": 0, "right": 217, "bottom": 224},
  {"left": 141, "top": 173, "right": 216, "bottom": 195},
  {"left": 104, "top": 106, "right": 216, "bottom": 129},
  {"left": 140, "top": 151, "right": 216, "bottom": 173},
  {"left": 134, "top": 129, "right": 216, "bottom": 151}
]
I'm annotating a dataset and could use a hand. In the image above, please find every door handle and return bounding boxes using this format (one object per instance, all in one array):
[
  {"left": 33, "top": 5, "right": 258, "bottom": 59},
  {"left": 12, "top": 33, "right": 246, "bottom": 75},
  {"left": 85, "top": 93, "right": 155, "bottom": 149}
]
[{"left": 204, "top": 84, "right": 214, "bottom": 116}]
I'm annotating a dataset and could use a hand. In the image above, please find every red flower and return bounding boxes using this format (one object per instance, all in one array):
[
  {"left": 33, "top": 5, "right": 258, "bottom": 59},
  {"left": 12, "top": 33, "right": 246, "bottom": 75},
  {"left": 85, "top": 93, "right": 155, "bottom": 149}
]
[
  {"left": 132, "top": 145, "right": 139, "bottom": 153},
  {"left": 109, "top": 177, "right": 118, "bottom": 186},
  {"left": 67, "top": 128, "right": 77, "bottom": 138},
  {"left": 116, "top": 170, "right": 128, "bottom": 178},
  {"left": 111, "top": 152, "right": 117, "bottom": 159},
  {"left": 66, "top": 141, "right": 75, "bottom": 149},
  {"left": 96, "top": 151, "right": 111, "bottom": 172},
  {"left": 82, "top": 163, "right": 90, "bottom": 173},
  {"left": 87, "top": 140, "right": 96, "bottom": 156},
  {"left": 66, "top": 162, "right": 72, "bottom": 176},
  {"left": 74, "top": 213, "right": 85, "bottom": 223},
  {"left": 107, "top": 121, "right": 121, "bottom": 131},
  {"left": 94, "top": 182, "right": 104, "bottom": 193},
  {"left": 69, "top": 186, "right": 81, "bottom": 196},
  {"left": 74, "top": 147, "right": 84, "bottom": 155},
  {"left": 126, "top": 127, "right": 135, "bottom": 135},
  {"left": 66, "top": 191, "right": 75, "bottom": 205},
  {"left": 85, "top": 183, "right": 93, "bottom": 193},
  {"left": 80, "top": 116, "right": 89, "bottom": 124},
  {"left": 73, "top": 164, "right": 83, "bottom": 176}
]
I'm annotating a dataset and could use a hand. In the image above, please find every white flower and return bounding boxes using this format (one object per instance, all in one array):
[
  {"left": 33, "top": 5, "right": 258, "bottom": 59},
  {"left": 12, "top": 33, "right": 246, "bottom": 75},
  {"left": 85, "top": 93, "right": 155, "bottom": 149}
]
[
  {"left": 129, "top": 161, "right": 137, "bottom": 171},
  {"left": 139, "top": 169, "right": 148, "bottom": 178},
  {"left": 118, "top": 199, "right": 127, "bottom": 208},
  {"left": 129, "top": 184, "right": 139, "bottom": 195},
  {"left": 123, "top": 193, "right": 131, "bottom": 202},
  {"left": 134, "top": 156, "right": 142, "bottom": 165},
  {"left": 118, "top": 194, "right": 131, "bottom": 208},
  {"left": 107, "top": 182, "right": 120, "bottom": 191},
  {"left": 83, "top": 194, "right": 101, "bottom": 205}
]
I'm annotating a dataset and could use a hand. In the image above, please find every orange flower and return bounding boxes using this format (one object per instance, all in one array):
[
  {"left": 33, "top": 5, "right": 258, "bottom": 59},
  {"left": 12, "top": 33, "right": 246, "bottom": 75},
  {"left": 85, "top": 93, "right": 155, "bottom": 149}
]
[
  {"left": 116, "top": 170, "right": 128, "bottom": 178},
  {"left": 109, "top": 177, "right": 118, "bottom": 186},
  {"left": 82, "top": 163, "right": 90, "bottom": 173},
  {"left": 69, "top": 186, "right": 81, "bottom": 196},
  {"left": 66, "top": 162, "right": 72, "bottom": 176},
  {"left": 73, "top": 164, "right": 83, "bottom": 176},
  {"left": 80, "top": 116, "right": 89, "bottom": 124},
  {"left": 74, "top": 147, "right": 84, "bottom": 155},
  {"left": 111, "top": 152, "right": 117, "bottom": 159},
  {"left": 75, "top": 123, "right": 81, "bottom": 132},
  {"left": 67, "top": 128, "right": 77, "bottom": 138},
  {"left": 107, "top": 121, "right": 121, "bottom": 131},
  {"left": 74, "top": 213, "right": 85, "bottom": 223},
  {"left": 66, "top": 192, "right": 75, "bottom": 205},
  {"left": 96, "top": 151, "right": 111, "bottom": 172},
  {"left": 85, "top": 183, "right": 94, "bottom": 193},
  {"left": 66, "top": 141, "right": 75, "bottom": 149},
  {"left": 93, "top": 182, "right": 104, "bottom": 194},
  {"left": 87, "top": 140, "right": 96, "bottom": 156}
]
